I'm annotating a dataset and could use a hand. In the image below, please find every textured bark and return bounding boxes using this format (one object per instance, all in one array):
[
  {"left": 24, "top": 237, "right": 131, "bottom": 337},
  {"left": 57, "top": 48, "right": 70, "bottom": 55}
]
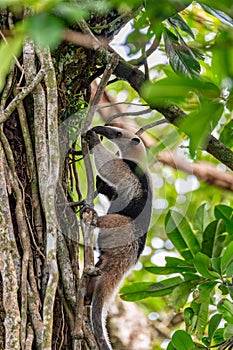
[{"left": 0, "top": 6, "right": 147, "bottom": 350}]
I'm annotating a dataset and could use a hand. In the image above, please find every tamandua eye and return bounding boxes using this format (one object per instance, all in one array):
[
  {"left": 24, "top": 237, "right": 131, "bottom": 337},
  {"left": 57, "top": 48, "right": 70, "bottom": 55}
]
[
  {"left": 131, "top": 137, "right": 140, "bottom": 145},
  {"left": 116, "top": 131, "right": 122, "bottom": 137}
]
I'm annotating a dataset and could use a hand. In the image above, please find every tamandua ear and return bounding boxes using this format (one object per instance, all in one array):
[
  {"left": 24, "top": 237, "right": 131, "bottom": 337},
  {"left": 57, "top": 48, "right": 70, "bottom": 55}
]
[{"left": 130, "top": 137, "right": 140, "bottom": 146}]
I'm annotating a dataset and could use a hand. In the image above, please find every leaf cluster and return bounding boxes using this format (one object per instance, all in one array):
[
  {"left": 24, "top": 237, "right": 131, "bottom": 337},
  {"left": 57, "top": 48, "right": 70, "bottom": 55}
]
[
  {"left": 123, "top": 1, "right": 233, "bottom": 158},
  {"left": 121, "top": 204, "right": 233, "bottom": 349}
]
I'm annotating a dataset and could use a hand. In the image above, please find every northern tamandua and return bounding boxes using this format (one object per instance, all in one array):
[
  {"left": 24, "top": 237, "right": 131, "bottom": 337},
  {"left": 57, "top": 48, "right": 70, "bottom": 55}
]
[{"left": 84, "top": 126, "right": 153, "bottom": 350}]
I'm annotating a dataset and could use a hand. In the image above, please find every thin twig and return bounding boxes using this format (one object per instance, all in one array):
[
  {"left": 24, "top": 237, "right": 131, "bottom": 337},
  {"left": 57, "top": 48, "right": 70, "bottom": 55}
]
[
  {"left": 72, "top": 148, "right": 83, "bottom": 201},
  {"left": 128, "top": 33, "right": 162, "bottom": 67},
  {"left": 136, "top": 119, "right": 168, "bottom": 136},
  {"left": 78, "top": 18, "right": 103, "bottom": 49},
  {"left": 81, "top": 136, "right": 95, "bottom": 206},
  {"left": 83, "top": 53, "right": 119, "bottom": 132},
  {"left": 105, "top": 107, "right": 152, "bottom": 125},
  {"left": 144, "top": 56, "right": 149, "bottom": 80},
  {"left": 0, "top": 29, "right": 24, "bottom": 71},
  {"left": 0, "top": 67, "right": 15, "bottom": 109},
  {"left": 97, "top": 101, "right": 149, "bottom": 110},
  {"left": 57, "top": 286, "right": 75, "bottom": 331},
  {"left": 58, "top": 304, "right": 65, "bottom": 350},
  {"left": 0, "top": 69, "right": 45, "bottom": 124}
]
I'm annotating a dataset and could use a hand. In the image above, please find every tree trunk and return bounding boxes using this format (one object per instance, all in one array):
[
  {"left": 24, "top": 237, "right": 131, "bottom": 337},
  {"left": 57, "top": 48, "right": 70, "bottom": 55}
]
[{"left": 0, "top": 7, "right": 134, "bottom": 350}]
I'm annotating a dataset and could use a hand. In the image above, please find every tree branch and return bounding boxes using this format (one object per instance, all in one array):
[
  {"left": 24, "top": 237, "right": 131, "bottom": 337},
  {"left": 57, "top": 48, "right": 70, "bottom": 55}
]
[
  {"left": 105, "top": 107, "right": 152, "bottom": 125},
  {"left": 63, "top": 29, "right": 107, "bottom": 50},
  {"left": 157, "top": 151, "right": 233, "bottom": 192},
  {"left": 113, "top": 58, "right": 233, "bottom": 170},
  {"left": 83, "top": 53, "right": 119, "bottom": 134},
  {"left": 128, "top": 33, "right": 162, "bottom": 67},
  {"left": 91, "top": 82, "right": 155, "bottom": 147},
  {"left": 0, "top": 69, "right": 45, "bottom": 124},
  {"left": 136, "top": 119, "right": 168, "bottom": 136}
]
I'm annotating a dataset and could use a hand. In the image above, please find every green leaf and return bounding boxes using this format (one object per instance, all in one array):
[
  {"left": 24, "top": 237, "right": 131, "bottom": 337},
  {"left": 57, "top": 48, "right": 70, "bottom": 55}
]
[
  {"left": 226, "top": 261, "right": 233, "bottom": 278},
  {"left": 170, "top": 281, "right": 198, "bottom": 311},
  {"left": 221, "top": 241, "right": 233, "bottom": 275},
  {"left": 165, "top": 210, "right": 200, "bottom": 260},
  {"left": 53, "top": 3, "right": 89, "bottom": 23},
  {"left": 169, "top": 14, "right": 194, "bottom": 39},
  {"left": 25, "top": 13, "right": 65, "bottom": 49},
  {"left": 215, "top": 205, "right": 233, "bottom": 221},
  {"left": 183, "top": 273, "right": 201, "bottom": 282},
  {"left": 201, "top": 221, "right": 218, "bottom": 257},
  {"left": 145, "top": 265, "right": 196, "bottom": 275},
  {"left": 120, "top": 277, "right": 183, "bottom": 301},
  {"left": 189, "top": 301, "right": 202, "bottom": 334},
  {"left": 164, "top": 28, "right": 200, "bottom": 77},
  {"left": 223, "top": 324, "right": 233, "bottom": 339},
  {"left": 229, "top": 286, "right": 233, "bottom": 300},
  {"left": 0, "top": 33, "right": 23, "bottom": 93},
  {"left": 212, "top": 30, "right": 233, "bottom": 84},
  {"left": 167, "top": 341, "right": 176, "bottom": 350},
  {"left": 166, "top": 257, "right": 194, "bottom": 267},
  {"left": 194, "top": 282, "right": 216, "bottom": 340},
  {"left": 215, "top": 204, "right": 233, "bottom": 235},
  {"left": 184, "top": 307, "right": 195, "bottom": 332},
  {"left": 171, "top": 330, "right": 195, "bottom": 350},
  {"left": 145, "top": 0, "right": 192, "bottom": 24},
  {"left": 208, "top": 314, "right": 222, "bottom": 341},
  {"left": 201, "top": 4, "right": 233, "bottom": 27},
  {"left": 213, "top": 328, "right": 224, "bottom": 344},
  {"left": 199, "top": 281, "right": 217, "bottom": 297},
  {"left": 179, "top": 100, "right": 224, "bottom": 157},
  {"left": 219, "top": 120, "right": 233, "bottom": 149},
  {"left": 212, "top": 221, "right": 227, "bottom": 258},
  {"left": 126, "top": 27, "right": 153, "bottom": 55},
  {"left": 201, "top": 220, "right": 226, "bottom": 258},
  {"left": 193, "top": 203, "right": 207, "bottom": 234},
  {"left": 211, "top": 257, "right": 222, "bottom": 275},
  {"left": 194, "top": 252, "right": 220, "bottom": 280},
  {"left": 141, "top": 76, "right": 221, "bottom": 108},
  {"left": 196, "top": 298, "right": 209, "bottom": 340},
  {"left": 218, "top": 284, "right": 229, "bottom": 295},
  {"left": 218, "top": 299, "right": 233, "bottom": 323}
]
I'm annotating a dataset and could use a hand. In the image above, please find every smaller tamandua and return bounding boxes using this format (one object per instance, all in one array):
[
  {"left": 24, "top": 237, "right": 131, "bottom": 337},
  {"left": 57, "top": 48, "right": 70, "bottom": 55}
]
[{"left": 85, "top": 126, "right": 153, "bottom": 350}]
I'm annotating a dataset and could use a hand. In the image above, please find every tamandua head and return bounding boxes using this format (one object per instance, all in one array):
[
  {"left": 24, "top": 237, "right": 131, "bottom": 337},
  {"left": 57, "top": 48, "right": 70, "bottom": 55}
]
[{"left": 92, "top": 125, "right": 147, "bottom": 166}]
